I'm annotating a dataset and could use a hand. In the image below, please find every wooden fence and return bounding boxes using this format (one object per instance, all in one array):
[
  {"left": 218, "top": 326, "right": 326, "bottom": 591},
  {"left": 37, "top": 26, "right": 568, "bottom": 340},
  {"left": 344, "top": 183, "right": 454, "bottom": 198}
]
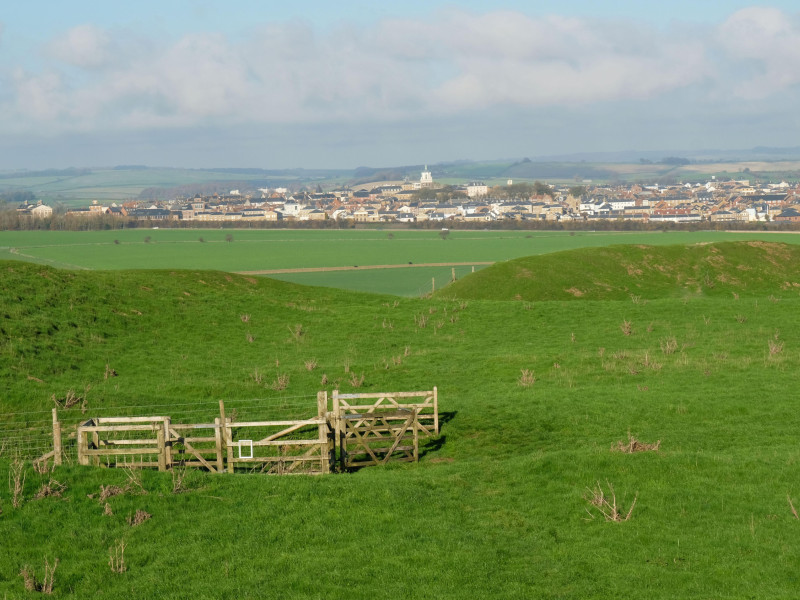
[{"left": 37, "top": 388, "right": 439, "bottom": 475}]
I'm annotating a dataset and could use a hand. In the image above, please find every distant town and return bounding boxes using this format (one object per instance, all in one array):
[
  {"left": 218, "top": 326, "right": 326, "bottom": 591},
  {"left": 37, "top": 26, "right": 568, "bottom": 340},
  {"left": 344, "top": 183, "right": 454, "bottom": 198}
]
[{"left": 14, "top": 166, "right": 800, "bottom": 227}]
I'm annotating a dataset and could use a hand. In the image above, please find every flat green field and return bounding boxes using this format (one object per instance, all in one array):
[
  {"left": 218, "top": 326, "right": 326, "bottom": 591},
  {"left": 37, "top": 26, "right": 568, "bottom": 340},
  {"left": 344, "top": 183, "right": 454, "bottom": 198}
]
[
  {"left": 2, "top": 244, "right": 800, "bottom": 598},
  {"left": 2, "top": 229, "right": 800, "bottom": 296}
]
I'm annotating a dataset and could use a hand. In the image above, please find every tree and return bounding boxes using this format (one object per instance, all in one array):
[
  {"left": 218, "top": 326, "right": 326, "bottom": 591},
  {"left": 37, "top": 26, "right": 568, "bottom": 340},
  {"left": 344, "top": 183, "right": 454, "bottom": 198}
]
[
  {"left": 533, "top": 180, "right": 554, "bottom": 198},
  {"left": 568, "top": 185, "right": 587, "bottom": 198},
  {"left": 439, "top": 229, "right": 450, "bottom": 241},
  {"left": 225, "top": 233, "right": 234, "bottom": 242}
]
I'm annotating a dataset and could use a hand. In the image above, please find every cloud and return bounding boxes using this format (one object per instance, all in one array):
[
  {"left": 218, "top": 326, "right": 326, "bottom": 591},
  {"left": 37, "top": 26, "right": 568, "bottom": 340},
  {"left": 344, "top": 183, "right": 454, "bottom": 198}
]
[
  {"left": 2, "top": 7, "right": 799, "bottom": 140},
  {"left": 47, "top": 24, "right": 117, "bottom": 69},
  {"left": 717, "top": 7, "right": 800, "bottom": 97}
]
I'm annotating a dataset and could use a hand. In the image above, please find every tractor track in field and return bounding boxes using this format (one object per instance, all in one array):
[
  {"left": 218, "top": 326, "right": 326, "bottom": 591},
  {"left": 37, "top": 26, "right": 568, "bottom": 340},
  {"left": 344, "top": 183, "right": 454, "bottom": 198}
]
[{"left": 236, "top": 261, "right": 494, "bottom": 275}]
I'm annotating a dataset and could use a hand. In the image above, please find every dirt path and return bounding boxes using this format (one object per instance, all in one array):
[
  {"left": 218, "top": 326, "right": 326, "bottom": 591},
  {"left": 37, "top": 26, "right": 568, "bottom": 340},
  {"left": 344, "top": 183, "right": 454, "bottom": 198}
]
[{"left": 236, "top": 261, "right": 495, "bottom": 275}]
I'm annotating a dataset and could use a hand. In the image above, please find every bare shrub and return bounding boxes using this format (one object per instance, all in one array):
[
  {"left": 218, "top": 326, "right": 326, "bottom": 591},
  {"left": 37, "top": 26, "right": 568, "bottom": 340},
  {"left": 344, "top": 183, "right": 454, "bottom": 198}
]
[
  {"left": 584, "top": 481, "right": 637, "bottom": 522},
  {"left": 612, "top": 433, "right": 661, "bottom": 453},
  {"left": 518, "top": 369, "right": 536, "bottom": 387},
  {"left": 33, "top": 479, "right": 66, "bottom": 500},
  {"left": 348, "top": 372, "right": 365, "bottom": 388},
  {"left": 20, "top": 558, "right": 58, "bottom": 594},
  {"left": 660, "top": 336, "right": 678, "bottom": 355},
  {"left": 127, "top": 509, "right": 152, "bottom": 527},
  {"left": 52, "top": 389, "right": 82, "bottom": 409},
  {"left": 620, "top": 320, "right": 633, "bottom": 336},
  {"left": 109, "top": 539, "right": 127, "bottom": 574},
  {"left": 271, "top": 373, "right": 290, "bottom": 391},
  {"left": 9, "top": 455, "right": 26, "bottom": 508},
  {"left": 304, "top": 358, "right": 318, "bottom": 371},
  {"left": 123, "top": 467, "right": 148, "bottom": 496}
]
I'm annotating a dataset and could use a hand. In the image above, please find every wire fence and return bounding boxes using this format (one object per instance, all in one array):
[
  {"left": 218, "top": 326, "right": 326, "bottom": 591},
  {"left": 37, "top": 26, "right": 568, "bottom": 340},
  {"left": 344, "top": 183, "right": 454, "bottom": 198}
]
[{"left": 0, "top": 394, "right": 322, "bottom": 463}]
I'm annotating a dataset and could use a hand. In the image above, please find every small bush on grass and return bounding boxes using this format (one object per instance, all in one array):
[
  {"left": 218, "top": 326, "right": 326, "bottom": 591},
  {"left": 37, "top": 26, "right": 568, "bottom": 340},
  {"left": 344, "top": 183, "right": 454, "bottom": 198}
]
[{"left": 584, "top": 481, "right": 637, "bottom": 522}]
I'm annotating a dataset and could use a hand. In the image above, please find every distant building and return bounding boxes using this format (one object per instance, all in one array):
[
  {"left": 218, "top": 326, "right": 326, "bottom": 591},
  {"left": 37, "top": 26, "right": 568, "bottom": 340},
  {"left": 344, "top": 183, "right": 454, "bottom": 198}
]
[{"left": 420, "top": 166, "right": 433, "bottom": 188}]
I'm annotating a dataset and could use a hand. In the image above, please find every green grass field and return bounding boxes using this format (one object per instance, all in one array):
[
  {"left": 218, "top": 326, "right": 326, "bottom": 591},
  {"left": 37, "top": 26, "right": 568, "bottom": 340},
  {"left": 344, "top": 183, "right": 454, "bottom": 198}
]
[
  {"left": 2, "top": 242, "right": 800, "bottom": 598},
  {"left": 3, "top": 229, "right": 800, "bottom": 296}
]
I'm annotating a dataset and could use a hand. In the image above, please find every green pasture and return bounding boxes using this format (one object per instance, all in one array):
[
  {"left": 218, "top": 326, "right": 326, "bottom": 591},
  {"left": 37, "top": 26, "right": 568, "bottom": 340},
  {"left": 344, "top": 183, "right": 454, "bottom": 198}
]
[
  {"left": 2, "top": 229, "right": 800, "bottom": 296},
  {"left": 2, "top": 246, "right": 800, "bottom": 598},
  {"left": 0, "top": 168, "right": 288, "bottom": 206}
]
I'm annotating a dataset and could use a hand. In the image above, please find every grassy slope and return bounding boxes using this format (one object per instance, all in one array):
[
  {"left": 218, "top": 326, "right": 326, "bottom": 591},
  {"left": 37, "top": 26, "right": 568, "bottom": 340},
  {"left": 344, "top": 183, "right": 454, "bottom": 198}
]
[
  {"left": 438, "top": 241, "right": 800, "bottom": 301},
  {"left": 2, "top": 247, "right": 800, "bottom": 598}
]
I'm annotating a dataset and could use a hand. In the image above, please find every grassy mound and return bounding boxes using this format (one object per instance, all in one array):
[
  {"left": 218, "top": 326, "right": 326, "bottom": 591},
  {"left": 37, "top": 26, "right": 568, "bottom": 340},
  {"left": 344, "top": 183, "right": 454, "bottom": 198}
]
[
  {"left": 437, "top": 241, "right": 800, "bottom": 301},
  {"left": 3, "top": 259, "right": 800, "bottom": 598}
]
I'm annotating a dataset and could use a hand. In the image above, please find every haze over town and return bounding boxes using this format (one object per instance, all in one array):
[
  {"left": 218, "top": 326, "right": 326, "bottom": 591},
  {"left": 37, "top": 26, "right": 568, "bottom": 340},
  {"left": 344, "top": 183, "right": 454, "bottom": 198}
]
[{"left": 2, "top": 1, "right": 800, "bottom": 169}]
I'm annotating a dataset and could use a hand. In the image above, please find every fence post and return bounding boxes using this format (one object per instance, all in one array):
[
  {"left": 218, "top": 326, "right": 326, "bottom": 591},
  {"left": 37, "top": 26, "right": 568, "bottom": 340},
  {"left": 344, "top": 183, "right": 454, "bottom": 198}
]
[
  {"left": 433, "top": 386, "right": 439, "bottom": 435},
  {"left": 156, "top": 426, "right": 166, "bottom": 472},
  {"left": 220, "top": 400, "right": 235, "bottom": 474},
  {"left": 214, "top": 417, "right": 224, "bottom": 473},
  {"left": 317, "top": 391, "right": 330, "bottom": 474},
  {"left": 163, "top": 418, "right": 172, "bottom": 470},
  {"left": 332, "top": 390, "right": 341, "bottom": 472},
  {"left": 52, "top": 408, "right": 62, "bottom": 466},
  {"left": 413, "top": 408, "right": 420, "bottom": 462}
]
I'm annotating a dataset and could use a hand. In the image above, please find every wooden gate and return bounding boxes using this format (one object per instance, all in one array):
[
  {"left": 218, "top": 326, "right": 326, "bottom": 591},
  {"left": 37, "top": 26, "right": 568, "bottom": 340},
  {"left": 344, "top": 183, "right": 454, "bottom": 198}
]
[
  {"left": 331, "top": 389, "right": 438, "bottom": 469},
  {"left": 77, "top": 416, "right": 171, "bottom": 470}
]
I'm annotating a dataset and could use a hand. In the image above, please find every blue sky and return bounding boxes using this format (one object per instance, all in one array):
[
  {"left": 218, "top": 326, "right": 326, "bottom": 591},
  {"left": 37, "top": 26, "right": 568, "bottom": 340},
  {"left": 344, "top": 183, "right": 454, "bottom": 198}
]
[{"left": 1, "top": 1, "right": 800, "bottom": 169}]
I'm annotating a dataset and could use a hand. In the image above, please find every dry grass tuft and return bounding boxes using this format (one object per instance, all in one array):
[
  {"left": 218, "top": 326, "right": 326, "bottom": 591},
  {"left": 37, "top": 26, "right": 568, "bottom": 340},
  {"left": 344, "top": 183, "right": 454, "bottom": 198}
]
[
  {"left": 9, "top": 455, "right": 26, "bottom": 508},
  {"left": 33, "top": 479, "right": 66, "bottom": 500},
  {"left": 304, "top": 358, "right": 318, "bottom": 371},
  {"left": 620, "top": 320, "right": 633, "bottom": 336},
  {"left": 612, "top": 433, "right": 661, "bottom": 453},
  {"left": 103, "top": 502, "right": 113, "bottom": 516},
  {"left": 240, "top": 313, "right": 250, "bottom": 323},
  {"left": 20, "top": 559, "right": 58, "bottom": 594},
  {"left": 584, "top": 481, "right": 638, "bottom": 522},
  {"left": 98, "top": 485, "right": 126, "bottom": 502},
  {"left": 109, "top": 539, "right": 127, "bottom": 574},
  {"left": 660, "top": 336, "right": 678, "bottom": 355},
  {"left": 769, "top": 337, "right": 784, "bottom": 356},
  {"left": 287, "top": 324, "right": 305, "bottom": 342},
  {"left": 348, "top": 372, "right": 365, "bottom": 388},
  {"left": 518, "top": 369, "right": 536, "bottom": 387},
  {"left": 270, "top": 373, "right": 290, "bottom": 391},
  {"left": 127, "top": 509, "right": 152, "bottom": 527},
  {"left": 104, "top": 364, "right": 118, "bottom": 379}
]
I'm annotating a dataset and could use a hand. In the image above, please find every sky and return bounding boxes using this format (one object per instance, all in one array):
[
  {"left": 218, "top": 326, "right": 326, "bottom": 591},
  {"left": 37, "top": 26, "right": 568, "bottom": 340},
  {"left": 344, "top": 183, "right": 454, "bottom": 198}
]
[{"left": 1, "top": 1, "right": 800, "bottom": 170}]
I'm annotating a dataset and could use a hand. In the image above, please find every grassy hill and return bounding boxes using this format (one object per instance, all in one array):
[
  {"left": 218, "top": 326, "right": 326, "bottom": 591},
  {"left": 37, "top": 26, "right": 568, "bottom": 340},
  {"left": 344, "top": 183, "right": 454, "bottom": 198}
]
[
  {"left": 2, "top": 247, "right": 800, "bottom": 598},
  {"left": 437, "top": 241, "right": 800, "bottom": 301}
]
